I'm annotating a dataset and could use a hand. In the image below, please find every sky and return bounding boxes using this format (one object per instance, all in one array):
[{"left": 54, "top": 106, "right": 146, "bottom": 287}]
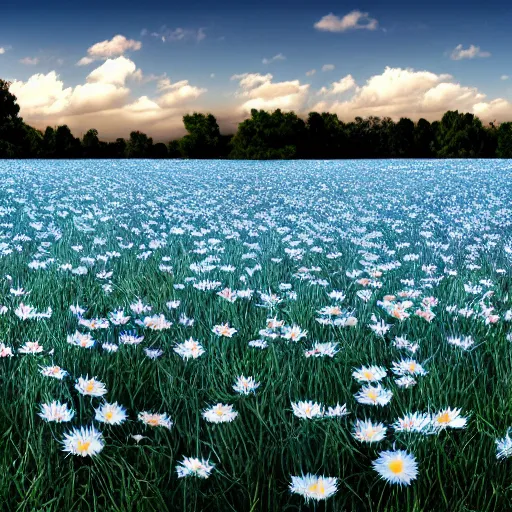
[{"left": 1, "top": 0, "right": 512, "bottom": 140}]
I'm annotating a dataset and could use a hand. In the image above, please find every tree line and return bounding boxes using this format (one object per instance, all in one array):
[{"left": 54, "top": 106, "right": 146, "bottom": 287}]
[{"left": 2, "top": 78, "right": 512, "bottom": 159}]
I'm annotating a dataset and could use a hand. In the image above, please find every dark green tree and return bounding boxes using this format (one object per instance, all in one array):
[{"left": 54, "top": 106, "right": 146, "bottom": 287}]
[
  {"left": 167, "top": 140, "right": 182, "bottom": 158},
  {"left": 42, "top": 127, "right": 56, "bottom": 157},
  {"left": 82, "top": 128, "right": 101, "bottom": 158},
  {"left": 412, "top": 118, "right": 434, "bottom": 157},
  {"left": 229, "top": 109, "right": 306, "bottom": 159},
  {"left": 497, "top": 122, "right": 512, "bottom": 157},
  {"left": 0, "top": 79, "right": 30, "bottom": 157},
  {"left": 178, "top": 113, "right": 221, "bottom": 158},
  {"left": 391, "top": 117, "right": 415, "bottom": 157},
  {"left": 305, "top": 112, "right": 346, "bottom": 159},
  {"left": 125, "top": 131, "right": 153, "bottom": 158},
  {"left": 435, "top": 110, "right": 487, "bottom": 158},
  {"left": 55, "top": 125, "right": 82, "bottom": 158},
  {"left": 151, "top": 142, "right": 168, "bottom": 159}
]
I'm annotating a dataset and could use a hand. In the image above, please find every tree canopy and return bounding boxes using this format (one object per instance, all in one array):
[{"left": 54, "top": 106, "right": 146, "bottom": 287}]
[{"left": 0, "top": 80, "right": 508, "bottom": 159}]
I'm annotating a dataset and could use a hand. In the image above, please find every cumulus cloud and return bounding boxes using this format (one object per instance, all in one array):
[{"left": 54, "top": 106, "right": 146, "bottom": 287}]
[
  {"left": 318, "top": 74, "right": 356, "bottom": 95},
  {"left": 322, "top": 64, "right": 335, "bottom": 72},
  {"left": 262, "top": 53, "right": 286, "bottom": 65},
  {"left": 156, "top": 78, "right": 207, "bottom": 107},
  {"left": 501, "top": 75, "right": 509, "bottom": 81},
  {"left": 77, "top": 35, "right": 142, "bottom": 65},
  {"left": 20, "top": 57, "right": 39, "bottom": 65},
  {"left": 231, "top": 72, "right": 309, "bottom": 113},
  {"left": 311, "top": 66, "right": 501, "bottom": 121},
  {"left": 10, "top": 72, "right": 72, "bottom": 116},
  {"left": 314, "top": 10, "right": 378, "bottom": 32},
  {"left": 450, "top": 44, "right": 491, "bottom": 60},
  {"left": 86, "top": 56, "right": 139, "bottom": 86},
  {"left": 473, "top": 99, "right": 512, "bottom": 121},
  {"left": 306, "top": 69, "right": 316, "bottom": 76},
  {"left": 0, "top": 48, "right": 6, "bottom": 55},
  {"left": 10, "top": 56, "right": 207, "bottom": 140},
  {"left": 10, "top": 58, "right": 137, "bottom": 118}
]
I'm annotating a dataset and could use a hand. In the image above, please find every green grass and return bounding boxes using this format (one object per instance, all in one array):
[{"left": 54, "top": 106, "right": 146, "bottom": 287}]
[{"left": 0, "top": 158, "right": 511, "bottom": 511}]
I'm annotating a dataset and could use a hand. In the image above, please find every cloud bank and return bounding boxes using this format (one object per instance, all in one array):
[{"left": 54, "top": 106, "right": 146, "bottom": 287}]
[{"left": 10, "top": 55, "right": 207, "bottom": 140}]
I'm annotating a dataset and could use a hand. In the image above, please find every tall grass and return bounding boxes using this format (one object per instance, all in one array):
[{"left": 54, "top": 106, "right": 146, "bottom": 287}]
[{"left": 0, "top": 159, "right": 510, "bottom": 511}]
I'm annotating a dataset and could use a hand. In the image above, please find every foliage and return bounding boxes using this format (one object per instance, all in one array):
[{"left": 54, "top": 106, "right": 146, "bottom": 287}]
[
  {"left": 178, "top": 113, "right": 222, "bottom": 159},
  {"left": 126, "top": 131, "right": 154, "bottom": 159},
  {"left": 229, "top": 109, "right": 307, "bottom": 159},
  {"left": 0, "top": 79, "right": 511, "bottom": 159}
]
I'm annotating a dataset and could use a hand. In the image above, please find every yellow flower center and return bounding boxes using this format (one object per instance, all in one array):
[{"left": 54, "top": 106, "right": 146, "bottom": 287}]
[
  {"left": 77, "top": 440, "right": 91, "bottom": 454},
  {"left": 363, "top": 371, "right": 373, "bottom": 380},
  {"left": 147, "top": 417, "right": 160, "bottom": 426},
  {"left": 437, "top": 412, "right": 451, "bottom": 424},
  {"left": 215, "top": 409, "right": 224, "bottom": 416},
  {"left": 85, "top": 382, "right": 95, "bottom": 393},
  {"left": 105, "top": 411, "right": 114, "bottom": 421},
  {"left": 367, "top": 390, "right": 378, "bottom": 401},
  {"left": 308, "top": 480, "right": 325, "bottom": 495},
  {"left": 388, "top": 459, "right": 404, "bottom": 474}
]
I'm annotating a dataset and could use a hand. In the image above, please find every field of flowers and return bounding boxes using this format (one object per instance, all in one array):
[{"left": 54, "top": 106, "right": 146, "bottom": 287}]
[{"left": 1, "top": 158, "right": 512, "bottom": 511}]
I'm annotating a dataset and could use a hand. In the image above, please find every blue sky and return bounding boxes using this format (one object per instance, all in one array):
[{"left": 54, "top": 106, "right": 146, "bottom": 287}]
[{"left": 1, "top": 0, "right": 512, "bottom": 139}]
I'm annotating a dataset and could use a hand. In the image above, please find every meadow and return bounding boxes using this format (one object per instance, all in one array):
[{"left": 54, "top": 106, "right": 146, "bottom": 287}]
[{"left": 0, "top": 158, "right": 512, "bottom": 511}]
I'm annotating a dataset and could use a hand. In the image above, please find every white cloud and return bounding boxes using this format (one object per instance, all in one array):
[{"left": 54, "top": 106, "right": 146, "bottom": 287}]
[
  {"left": 306, "top": 69, "right": 316, "bottom": 76},
  {"left": 77, "top": 57, "right": 95, "bottom": 66},
  {"left": 210, "top": 73, "right": 215, "bottom": 78},
  {"left": 86, "top": 56, "right": 139, "bottom": 86},
  {"left": 87, "top": 34, "right": 141, "bottom": 58},
  {"left": 331, "top": 75, "right": 356, "bottom": 94},
  {"left": 314, "top": 10, "right": 378, "bottom": 32},
  {"left": 156, "top": 79, "right": 207, "bottom": 107},
  {"left": 318, "top": 74, "right": 356, "bottom": 95},
  {"left": 0, "top": 48, "right": 5, "bottom": 55},
  {"left": 20, "top": 57, "right": 39, "bottom": 65},
  {"left": 312, "top": 66, "right": 496, "bottom": 121},
  {"left": 231, "top": 72, "right": 309, "bottom": 113},
  {"left": 67, "top": 83, "right": 130, "bottom": 116},
  {"left": 77, "top": 35, "right": 141, "bottom": 65},
  {"left": 231, "top": 73, "right": 273, "bottom": 89},
  {"left": 10, "top": 56, "right": 207, "bottom": 140},
  {"left": 262, "top": 53, "right": 286, "bottom": 65},
  {"left": 145, "top": 26, "right": 206, "bottom": 43},
  {"left": 10, "top": 72, "right": 72, "bottom": 116},
  {"left": 10, "top": 58, "right": 136, "bottom": 118},
  {"left": 473, "top": 99, "right": 512, "bottom": 121},
  {"left": 322, "top": 64, "right": 335, "bottom": 72},
  {"left": 501, "top": 75, "right": 509, "bottom": 81},
  {"left": 450, "top": 44, "right": 491, "bottom": 60},
  {"left": 124, "top": 96, "right": 161, "bottom": 113}
]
